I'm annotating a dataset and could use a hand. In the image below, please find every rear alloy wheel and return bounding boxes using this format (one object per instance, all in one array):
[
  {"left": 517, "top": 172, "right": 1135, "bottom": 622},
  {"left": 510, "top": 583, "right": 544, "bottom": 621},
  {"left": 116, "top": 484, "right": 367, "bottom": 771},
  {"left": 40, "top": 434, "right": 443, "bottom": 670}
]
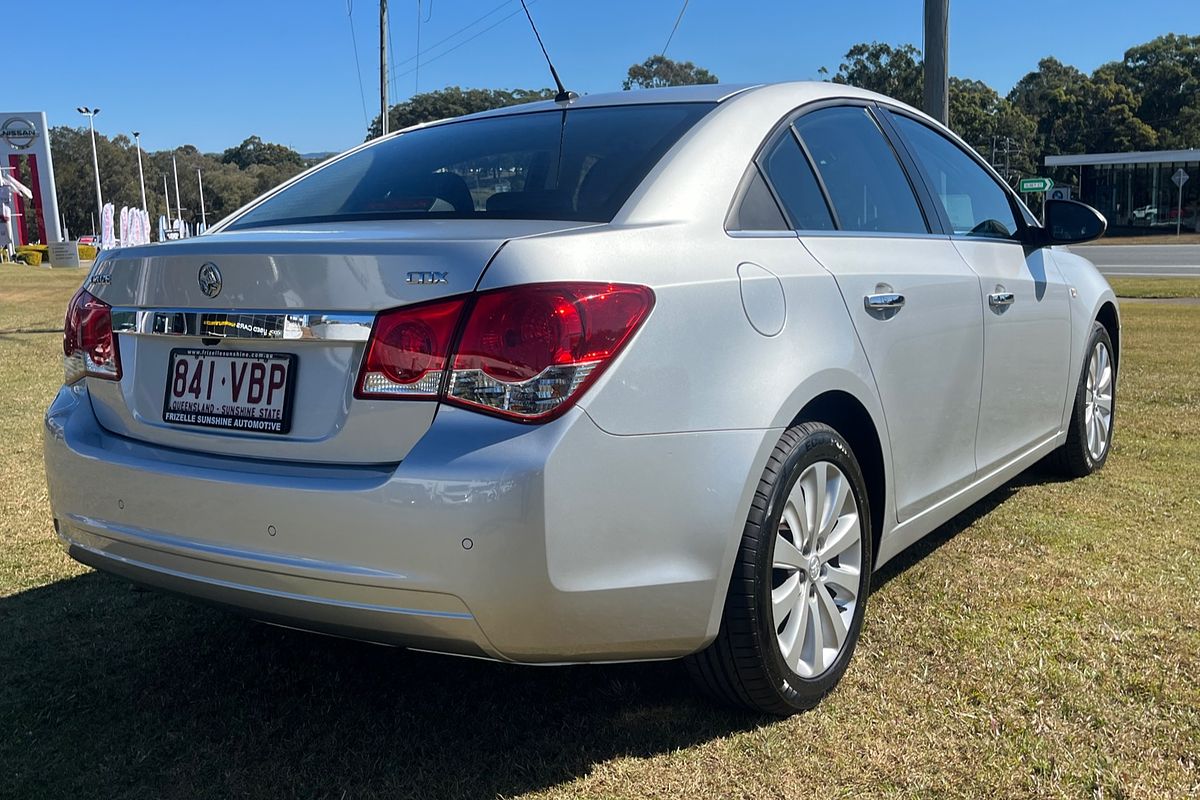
[
  {"left": 772, "top": 460, "right": 863, "bottom": 678},
  {"left": 687, "top": 422, "right": 872, "bottom": 715},
  {"left": 1048, "top": 322, "right": 1115, "bottom": 477}
]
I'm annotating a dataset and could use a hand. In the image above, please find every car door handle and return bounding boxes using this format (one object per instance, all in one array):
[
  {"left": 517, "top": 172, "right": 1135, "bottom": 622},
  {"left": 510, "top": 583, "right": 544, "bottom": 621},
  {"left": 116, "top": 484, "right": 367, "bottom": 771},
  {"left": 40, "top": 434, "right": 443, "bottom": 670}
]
[
  {"left": 988, "top": 292, "right": 1015, "bottom": 308},
  {"left": 865, "top": 293, "right": 905, "bottom": 311}
]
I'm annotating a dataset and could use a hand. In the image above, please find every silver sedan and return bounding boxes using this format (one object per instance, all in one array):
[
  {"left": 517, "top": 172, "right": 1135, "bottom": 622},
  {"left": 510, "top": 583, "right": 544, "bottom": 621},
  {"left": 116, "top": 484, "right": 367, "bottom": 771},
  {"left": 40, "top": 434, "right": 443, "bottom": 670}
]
[{"left": 45, "top": 82, "right": 1117, "bottom": 715}]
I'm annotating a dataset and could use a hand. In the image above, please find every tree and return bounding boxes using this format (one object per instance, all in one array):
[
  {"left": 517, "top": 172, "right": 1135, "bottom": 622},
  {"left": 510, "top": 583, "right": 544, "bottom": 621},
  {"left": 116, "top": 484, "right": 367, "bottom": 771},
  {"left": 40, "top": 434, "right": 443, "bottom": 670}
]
[
  {"left": 949, "top": 78, "right": 1037, "bottom": 179},
  {"left": 221, "top": 136, "right": 305, "bottom": 170},
  {"left": 822, "top": 42, "right": 922, "bottom": 106},
  {"left": 1108, "top": 34, "right": 1200, "bottom": 148},
  {"left": 823, "top": 43, "right": 1035, "bottom": 179},
  {"left": 1007, "top": 57, "right": 1088, "bottom": 121},
  {"left": 622, "top": 55, "right": 718, "bottom": 90},
  {"left": 47, "top": 127, "right": 308, "bottom": 239},
  {"left": 1008, "top": 57, "right": 1157, "bottom": 157},
  {"left": 366, "top": 87, "right": 556, "bottom": 140}
]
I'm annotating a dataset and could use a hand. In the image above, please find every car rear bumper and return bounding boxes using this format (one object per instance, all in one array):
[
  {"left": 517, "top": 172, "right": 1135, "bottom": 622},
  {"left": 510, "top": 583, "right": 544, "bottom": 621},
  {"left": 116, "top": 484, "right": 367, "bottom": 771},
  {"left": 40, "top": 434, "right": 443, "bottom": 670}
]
[{"left": 44, "top": 383, "right": 775, "bottom": 663}]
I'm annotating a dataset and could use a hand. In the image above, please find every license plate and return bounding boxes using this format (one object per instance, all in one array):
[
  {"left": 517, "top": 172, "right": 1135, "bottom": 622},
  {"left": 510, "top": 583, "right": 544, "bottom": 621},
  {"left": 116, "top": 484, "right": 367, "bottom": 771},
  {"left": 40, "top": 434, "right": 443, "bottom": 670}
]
[{"left": 162, "top": 348, "right": 296, "bottom": 435}]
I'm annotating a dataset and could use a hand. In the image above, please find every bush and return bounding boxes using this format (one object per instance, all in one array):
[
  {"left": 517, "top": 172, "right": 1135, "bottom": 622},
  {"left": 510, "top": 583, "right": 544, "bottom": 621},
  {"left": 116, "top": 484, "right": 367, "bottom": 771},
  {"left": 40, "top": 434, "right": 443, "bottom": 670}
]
[
  {"left": 16, "top": 250, "right": 43, "bottom": 265},
  {"left": 78, "top": 245, "right": 97, "bottom": 260}
]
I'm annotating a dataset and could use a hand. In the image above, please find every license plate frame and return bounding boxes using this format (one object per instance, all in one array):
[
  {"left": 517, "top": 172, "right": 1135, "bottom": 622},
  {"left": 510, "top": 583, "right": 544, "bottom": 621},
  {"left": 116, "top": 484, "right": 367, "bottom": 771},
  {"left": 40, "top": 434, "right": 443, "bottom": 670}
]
[{"left": 161, "top": 347, "right": 297, "bottom": 435}]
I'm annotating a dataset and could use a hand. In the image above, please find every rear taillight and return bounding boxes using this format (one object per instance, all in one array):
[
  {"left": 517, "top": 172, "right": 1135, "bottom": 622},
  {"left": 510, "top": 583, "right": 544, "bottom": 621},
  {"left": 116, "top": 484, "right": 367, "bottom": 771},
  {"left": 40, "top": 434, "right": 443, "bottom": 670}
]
[
  {"left": 446, "top": 283, "right": 655, "bottom": 421},
  {"left": 354, "top": 282, "right": 654, "bottom": 422},
  {"left": 63, "top": 289, "right": 121, "bottom": 383},
  {"left": 354, "top": 297, "right": 466, "bottom": 398}
]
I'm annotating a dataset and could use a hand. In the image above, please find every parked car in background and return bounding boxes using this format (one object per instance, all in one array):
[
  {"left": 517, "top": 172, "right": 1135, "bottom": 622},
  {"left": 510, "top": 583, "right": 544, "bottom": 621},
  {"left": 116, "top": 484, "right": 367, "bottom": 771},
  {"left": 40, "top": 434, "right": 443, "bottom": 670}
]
[
  {"left": 44, "top": 82, "right": 1117, "bottom": 715},
  {"left": 1131, "top": 205, "right": 1158, "bottom": 222},
  {"left": 77, "top": 235, "right": 99, "bottom": 247}
]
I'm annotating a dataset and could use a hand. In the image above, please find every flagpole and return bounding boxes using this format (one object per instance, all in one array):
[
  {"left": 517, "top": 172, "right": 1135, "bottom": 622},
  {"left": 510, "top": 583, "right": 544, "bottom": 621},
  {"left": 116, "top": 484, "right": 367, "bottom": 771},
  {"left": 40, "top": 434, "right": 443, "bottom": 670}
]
[
  {"left": 197, "top": 169, "right": 207, "bottom": 229},
  {"left": 133, "top": 131, "right": 148, "bottom": 217},
  {"left": 171, "top": 155, "right": 182, "bottom": 226}
]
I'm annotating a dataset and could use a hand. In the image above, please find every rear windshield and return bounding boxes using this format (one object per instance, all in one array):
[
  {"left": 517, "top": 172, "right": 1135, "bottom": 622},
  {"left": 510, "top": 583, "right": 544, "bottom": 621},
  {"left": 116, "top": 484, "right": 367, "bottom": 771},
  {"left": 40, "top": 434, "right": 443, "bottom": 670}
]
[{"left": 225, "top": 103, "right": 714, "bottom": 230}]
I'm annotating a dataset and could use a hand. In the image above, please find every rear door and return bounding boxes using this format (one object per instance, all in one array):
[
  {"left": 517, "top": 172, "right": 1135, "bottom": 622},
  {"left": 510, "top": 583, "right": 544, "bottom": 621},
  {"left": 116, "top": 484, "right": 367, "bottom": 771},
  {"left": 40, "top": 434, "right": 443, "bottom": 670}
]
[
  {"left": 883, "top": 110, "right": 1073, "bottom": 473},
  {"left": 767, "top": 104, "right": 984, "bottom": 522}
]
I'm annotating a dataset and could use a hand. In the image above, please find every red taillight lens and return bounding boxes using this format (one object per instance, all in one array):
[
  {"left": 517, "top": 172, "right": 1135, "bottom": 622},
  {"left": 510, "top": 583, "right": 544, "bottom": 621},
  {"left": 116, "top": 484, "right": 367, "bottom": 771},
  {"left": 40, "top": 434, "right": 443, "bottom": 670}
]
[
  {"left": 354, "top": 296, "right": 466, "bottom": 398},
  {"left": 63, "top": 288, "right": 120, "bottom": 382},
  {"left": 446, "top": 283, "right": 654, "bottom": 421},
  {"left": 354, "top": 282, "right": 654, "bottom": 422}
]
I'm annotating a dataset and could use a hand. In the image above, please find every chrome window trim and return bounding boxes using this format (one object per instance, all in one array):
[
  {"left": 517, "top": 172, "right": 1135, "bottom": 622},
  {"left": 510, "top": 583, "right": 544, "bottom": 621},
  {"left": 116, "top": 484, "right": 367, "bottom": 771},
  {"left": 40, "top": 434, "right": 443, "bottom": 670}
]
[
  {"left": 726, "top": 229, "right": 799, "bottom": 239},
  {"left": 796, "top": 230, "right": 951, "bottom": 241},
  {"left": 110, "top": 308, "right": 375, "bottom": 342},
  {"left": 948, "top": 234, "right": 1026, "bottom": 246}
]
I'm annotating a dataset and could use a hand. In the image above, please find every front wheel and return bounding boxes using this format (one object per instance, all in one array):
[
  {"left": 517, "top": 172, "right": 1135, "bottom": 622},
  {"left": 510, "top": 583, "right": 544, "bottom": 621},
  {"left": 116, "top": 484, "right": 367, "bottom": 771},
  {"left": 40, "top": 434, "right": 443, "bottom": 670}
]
[
  {"left": 1048, "top": 322, "right": 1115, "bottom": 477},
  {"left": 687, "top": 422, "right": 872, "bottom": 716}
]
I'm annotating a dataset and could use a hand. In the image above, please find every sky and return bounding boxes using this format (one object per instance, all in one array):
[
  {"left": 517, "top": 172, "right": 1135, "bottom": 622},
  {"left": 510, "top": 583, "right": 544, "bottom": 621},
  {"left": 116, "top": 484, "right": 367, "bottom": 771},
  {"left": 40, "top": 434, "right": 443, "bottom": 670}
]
[{"left": 7, "top": 0, "right": 1196, "bottom": 155}]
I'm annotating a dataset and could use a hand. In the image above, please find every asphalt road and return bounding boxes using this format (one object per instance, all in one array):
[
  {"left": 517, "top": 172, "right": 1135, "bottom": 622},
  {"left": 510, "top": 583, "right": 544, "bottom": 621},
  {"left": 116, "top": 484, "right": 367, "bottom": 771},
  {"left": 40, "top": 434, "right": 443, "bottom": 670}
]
[{"left": 1068, "top": 244, "right": 1200, "bottom": 277}]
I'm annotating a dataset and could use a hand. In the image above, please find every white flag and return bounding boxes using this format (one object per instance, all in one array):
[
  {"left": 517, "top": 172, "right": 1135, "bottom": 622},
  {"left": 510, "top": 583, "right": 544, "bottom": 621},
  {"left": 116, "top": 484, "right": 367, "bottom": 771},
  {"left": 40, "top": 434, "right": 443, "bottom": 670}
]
[{"left": 101, "top": 203, "right": 116, "bottom": 250}]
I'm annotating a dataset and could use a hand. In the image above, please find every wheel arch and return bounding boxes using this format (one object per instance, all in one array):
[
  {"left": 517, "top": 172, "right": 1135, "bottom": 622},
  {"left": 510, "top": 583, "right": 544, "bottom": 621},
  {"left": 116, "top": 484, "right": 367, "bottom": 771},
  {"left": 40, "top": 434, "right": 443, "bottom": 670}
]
[
  {"left": 1096, "top": 300, "right": 1120, "bottom": 370},
  {"left": 791, "top": 390, "right": 887, "bottom": 569}
]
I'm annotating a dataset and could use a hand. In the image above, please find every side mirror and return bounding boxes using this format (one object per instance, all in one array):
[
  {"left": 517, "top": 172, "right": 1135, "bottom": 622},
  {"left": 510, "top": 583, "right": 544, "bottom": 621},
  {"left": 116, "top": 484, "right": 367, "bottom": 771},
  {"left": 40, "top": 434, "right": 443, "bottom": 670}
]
[{"left": 1023, "top": 199, "right": 1107, "bottom": 248}]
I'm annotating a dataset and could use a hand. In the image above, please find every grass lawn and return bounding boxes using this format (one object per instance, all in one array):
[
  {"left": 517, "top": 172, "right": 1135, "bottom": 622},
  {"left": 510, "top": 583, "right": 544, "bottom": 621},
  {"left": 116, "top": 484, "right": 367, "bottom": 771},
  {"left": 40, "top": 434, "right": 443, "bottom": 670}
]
[
  {"left": 1108, "top": 276, "right": 1200, "bottom": 300},
  {"left": 2, "top": 264, "right": 1198, "bottom": 799}
]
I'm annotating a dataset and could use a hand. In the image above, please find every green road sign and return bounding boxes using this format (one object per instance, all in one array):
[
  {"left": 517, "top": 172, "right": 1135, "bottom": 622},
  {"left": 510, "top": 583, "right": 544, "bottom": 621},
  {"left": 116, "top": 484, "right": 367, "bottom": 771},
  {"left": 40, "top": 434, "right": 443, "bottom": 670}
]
[{"left": 1019, "top": 177, "right": 1054, "bottom": 193}]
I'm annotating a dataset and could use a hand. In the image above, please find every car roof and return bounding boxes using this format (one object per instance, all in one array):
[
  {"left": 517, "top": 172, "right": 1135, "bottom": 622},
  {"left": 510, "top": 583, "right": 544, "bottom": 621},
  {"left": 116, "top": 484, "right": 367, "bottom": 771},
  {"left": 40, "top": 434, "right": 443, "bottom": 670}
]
[
  {"left": 451, "top": 83, "right": 761, "bottom": 122},
  {"left": 418, "top": 81, "right": 894, "bottom": 127}
]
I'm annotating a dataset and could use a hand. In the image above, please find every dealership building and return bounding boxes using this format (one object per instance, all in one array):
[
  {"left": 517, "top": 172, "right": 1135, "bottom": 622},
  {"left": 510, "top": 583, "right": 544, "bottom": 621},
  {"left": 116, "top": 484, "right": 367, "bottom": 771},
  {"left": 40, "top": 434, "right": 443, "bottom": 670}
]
[{"left": 1046, "top": 149, "right": 1198, "bottom": 236}]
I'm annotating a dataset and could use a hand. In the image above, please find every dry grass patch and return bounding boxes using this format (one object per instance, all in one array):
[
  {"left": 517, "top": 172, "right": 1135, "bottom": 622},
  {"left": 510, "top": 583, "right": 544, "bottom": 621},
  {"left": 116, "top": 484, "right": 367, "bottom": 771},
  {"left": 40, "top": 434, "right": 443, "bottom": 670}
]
[
  {"left": 0, "top": 264, "right": 1197, "bottom": 799},
  {"left": 1090, "top": 233, "right": 1200, "bottom": 245}
]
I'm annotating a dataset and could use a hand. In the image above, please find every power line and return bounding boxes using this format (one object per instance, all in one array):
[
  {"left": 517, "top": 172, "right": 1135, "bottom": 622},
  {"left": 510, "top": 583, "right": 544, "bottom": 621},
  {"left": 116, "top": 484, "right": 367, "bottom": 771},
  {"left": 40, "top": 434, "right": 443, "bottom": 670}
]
[
  {"left": 415, "top": 0, "right": 423, "bottom": 95},
  {"left": 393, "top": 0, "right": 513, "bottom": 70},
  {"left": 388, "top": 1, "right": 401, "bottom": 99},
  {"left": 661, "top": 0, "right": 690, "bottom": 56},
  {"left": 345, "top": 0, "right": 370, "bottom": 128},
  {"left": 394, "top": 1, "right": 537, "bottom": 82}
]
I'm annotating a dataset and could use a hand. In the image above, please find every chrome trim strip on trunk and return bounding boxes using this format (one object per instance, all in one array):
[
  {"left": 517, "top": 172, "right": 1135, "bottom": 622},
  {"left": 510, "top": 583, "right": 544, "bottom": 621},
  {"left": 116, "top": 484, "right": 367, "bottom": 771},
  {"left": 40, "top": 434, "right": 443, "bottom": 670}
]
[{"left": 110, "top": 308, "right": 375, "bottom": 342}]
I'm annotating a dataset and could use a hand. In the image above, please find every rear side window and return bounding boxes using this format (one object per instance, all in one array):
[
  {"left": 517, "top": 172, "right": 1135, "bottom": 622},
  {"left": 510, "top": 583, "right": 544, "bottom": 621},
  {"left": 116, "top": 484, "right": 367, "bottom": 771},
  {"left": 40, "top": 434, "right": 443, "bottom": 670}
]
[
  {"left": 891, "top": 114, "right": 1021, "bottom": 239},
  {"left": 729, "top": 169, "right": 789, "bottom": 231},
  {"left": 794, "top": 107, "right": 928, "bottom": 234},
  {"left": 226, "top": 103, "right": 714, "bottom": 229},
  {"left": 761, "top": 132, "right": 835, "bottom": 231}
]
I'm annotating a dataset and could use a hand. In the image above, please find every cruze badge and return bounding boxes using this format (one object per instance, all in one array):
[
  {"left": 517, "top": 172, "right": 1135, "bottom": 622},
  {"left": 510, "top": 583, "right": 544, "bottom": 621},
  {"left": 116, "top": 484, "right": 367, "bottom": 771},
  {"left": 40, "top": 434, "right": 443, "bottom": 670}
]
[
  {"left": 406, "top": 271, "right": 449, "bottom": 285},
  {"left": 198, "top": 262, "right": 222, "bottom": 298}
]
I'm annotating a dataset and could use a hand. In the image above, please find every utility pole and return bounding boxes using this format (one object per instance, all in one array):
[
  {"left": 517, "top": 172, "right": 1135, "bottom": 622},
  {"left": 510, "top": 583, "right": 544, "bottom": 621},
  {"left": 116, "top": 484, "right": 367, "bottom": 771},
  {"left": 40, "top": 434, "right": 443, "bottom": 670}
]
[
  {"left": 922, "top": 0, "right": 949, "bottom": 126},
  {"left": 132, "top": 131, "right": 148, "bottom": 217},
  {"left": 380, "top": 0, "right": 389, "bottom": 136}
]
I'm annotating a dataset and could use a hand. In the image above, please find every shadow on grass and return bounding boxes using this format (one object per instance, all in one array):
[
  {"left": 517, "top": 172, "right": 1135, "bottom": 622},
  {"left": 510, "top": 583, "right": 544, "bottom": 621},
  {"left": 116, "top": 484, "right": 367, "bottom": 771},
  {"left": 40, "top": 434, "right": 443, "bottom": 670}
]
[
  {"left": 2, "top": 466, "right": 1069, "bottom": 799},
  {"left": 0, "top": 571, "right": 763, "bottom": 799},
  {"left": 873, "top": 464, "right": 1070, "bottom": 591}
]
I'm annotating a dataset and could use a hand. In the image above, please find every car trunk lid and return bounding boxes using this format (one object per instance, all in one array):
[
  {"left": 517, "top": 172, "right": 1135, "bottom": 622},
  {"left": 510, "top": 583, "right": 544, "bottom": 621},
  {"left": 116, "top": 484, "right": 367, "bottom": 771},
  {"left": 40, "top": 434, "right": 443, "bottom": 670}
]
[{"left": 83, "top": 220, "right": 591, "bottom": 463}]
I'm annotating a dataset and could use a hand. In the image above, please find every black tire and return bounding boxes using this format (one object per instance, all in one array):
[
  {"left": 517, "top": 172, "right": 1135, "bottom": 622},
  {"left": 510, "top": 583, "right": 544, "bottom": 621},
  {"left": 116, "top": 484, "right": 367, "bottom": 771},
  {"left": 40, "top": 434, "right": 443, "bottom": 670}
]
[
  {"left": 686, "top": 421, "right": 873, "bottom": 716},
  {"left": 1047, "top": 322, "right": 1115, "bottom": 478}
]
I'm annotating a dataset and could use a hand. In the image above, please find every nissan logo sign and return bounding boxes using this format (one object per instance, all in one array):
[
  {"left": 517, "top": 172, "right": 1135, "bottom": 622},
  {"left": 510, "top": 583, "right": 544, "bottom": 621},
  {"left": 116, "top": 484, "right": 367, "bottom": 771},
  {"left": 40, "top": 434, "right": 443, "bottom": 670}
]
[{"left": 1, "top": 117, "right": 38, "bottom": 150}]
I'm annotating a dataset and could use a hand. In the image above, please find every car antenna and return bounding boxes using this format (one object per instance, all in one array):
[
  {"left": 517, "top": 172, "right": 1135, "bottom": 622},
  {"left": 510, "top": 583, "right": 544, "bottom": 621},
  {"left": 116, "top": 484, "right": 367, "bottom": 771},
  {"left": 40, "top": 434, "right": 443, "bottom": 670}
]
[{"left": 519, "top": 0, "right": 577, "bottom": 104}]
